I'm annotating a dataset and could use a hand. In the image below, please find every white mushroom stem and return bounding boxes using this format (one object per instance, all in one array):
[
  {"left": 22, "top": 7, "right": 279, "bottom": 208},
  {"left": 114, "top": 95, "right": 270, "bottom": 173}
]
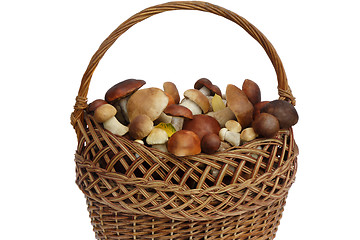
[
  {"left": 119, "top": 96, "right": 130, "bottom": 123},
  {"left": 171, "top": 116, "right": 184, "bottom": 131},
  {"left": 219, "top": 128, "right": 240, "bottom": 146},
  {"left": 180, "top": 99, "right": 202, "bottom": 115},
  {"left": 155, "top": 112, "right": 172, "bottom": 125},
  {"left": 206, "top": 107, "right": 236, "bottom": 127},
  {"left": 199, "top": 86, "right": 211, "bottom": 96},
  {"left": 103, "top": 116, "right": 129, "bottom": 136}
]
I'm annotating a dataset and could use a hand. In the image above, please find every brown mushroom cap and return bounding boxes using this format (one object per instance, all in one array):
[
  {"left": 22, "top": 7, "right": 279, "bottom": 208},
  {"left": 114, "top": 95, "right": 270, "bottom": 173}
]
[
  {"left": 261, "top": 100, "right": 299, "bottom": 129},
  {"left": 183, "top": 89, "right": 210, "bottom": 113},
  {"left": 201, "top": 133, "right": 221, "bottom": 154},
  {"left": 87, "top": 99, "right": 107, "bottom": 114},
  {"left": 242, "top": 79, "right": 261, "bottom": 106},
  {"left": 163, "top": 82, "right": 180, "bottom": 104},
  {"left": 127, "top": 87, "right": 169, "bottom": 122},
  {"left": 226, "top": 84, "right": 254, "bottom": 128},
  {"left": 93, "top": 104, "right": 117, "bottom": 123},
  {"left": 128, "top": 114, "right": 154, "bottom": 140},
  {"left": 105, "top": 79, "right": 146, "bottom": 103},
  {"left": 167, "top": 130, "right": 201, "bottom": 156},
  {"left": 253, "top": 101, "right": 270, "bottom": 119},
  {"left": 194, "top": 78, "right": 222, "bottom": 96},
  {"left": 182, "top": 114, "right": 221, "bottom": 141},
  {"left": 163, "top": 104, "right": 193, "bottom": 119},
  {"left": 252, "top": 113, "right": 280, "bottom": 138}
]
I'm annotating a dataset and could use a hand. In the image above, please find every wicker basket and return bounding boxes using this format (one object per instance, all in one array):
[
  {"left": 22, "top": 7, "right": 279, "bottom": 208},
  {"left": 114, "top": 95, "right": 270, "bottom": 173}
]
[{"left": 70, "top": 1, "right": 298, "bottom": 239}]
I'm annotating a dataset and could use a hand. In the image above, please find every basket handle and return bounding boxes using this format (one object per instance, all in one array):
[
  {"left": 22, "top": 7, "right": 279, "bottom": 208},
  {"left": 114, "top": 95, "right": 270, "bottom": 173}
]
[{"left": 71, "top": 1, "right": 295, "bottom": 128}]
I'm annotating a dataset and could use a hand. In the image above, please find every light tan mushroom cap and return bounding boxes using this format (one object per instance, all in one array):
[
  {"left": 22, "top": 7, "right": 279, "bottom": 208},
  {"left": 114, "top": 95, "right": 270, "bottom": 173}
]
[
  {"left": 127, "top": 87, "right": 169, "bottom": 122},
  {"left": 183, "top": 89, "right": 210, "bottom": 113},
  {"left": 146, "top": 128, "right": 168, "bottom": 145},
  {"left": 94, "top": 104, "right": 117, "bottom": 123}
]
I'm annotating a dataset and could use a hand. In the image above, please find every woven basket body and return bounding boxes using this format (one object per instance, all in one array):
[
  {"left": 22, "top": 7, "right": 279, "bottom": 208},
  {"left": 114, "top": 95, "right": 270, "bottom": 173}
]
[{"left": 71, "top": 2, "right": 298, "bottom": 239}]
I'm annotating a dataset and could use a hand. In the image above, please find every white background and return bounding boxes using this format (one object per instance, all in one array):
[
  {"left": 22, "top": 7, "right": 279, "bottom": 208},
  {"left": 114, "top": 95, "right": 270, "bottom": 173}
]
[{"left": 1, "top": 0, "right": 359, "bottom": 239}]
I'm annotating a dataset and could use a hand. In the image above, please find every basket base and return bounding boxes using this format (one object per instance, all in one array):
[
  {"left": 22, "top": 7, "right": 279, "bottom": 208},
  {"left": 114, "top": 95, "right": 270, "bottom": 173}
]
[{"left": 86, "top": 197, "right": 286, "bottom": 240}]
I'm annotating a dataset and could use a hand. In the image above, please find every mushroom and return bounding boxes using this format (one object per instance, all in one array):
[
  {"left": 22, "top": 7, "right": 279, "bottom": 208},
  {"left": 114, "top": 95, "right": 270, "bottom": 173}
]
[
  {"left": 252, "top": 113, "right": 280, "bottom": 138},
  {"left": 240, "top": 127, "right": 258, "bottom": 143},
  {"left": 206, "top": 107, "right": 236, "bottom": 127},
  {"left": 260, "top": 100, "right": 299, "bottom": 129},
  {"left": 163, "top": 82, "right": 180, "bottom": 104},
  {"left": 167, "top": 130, "right": 201, "bottom": 156},
  {"left": 226, "top": 84, "right": 254, "bottom": 128},
  {"left": 253, "top": 101, "right": 270, "bottom": 119},
  {"left": 182, "top": 114, "right": 221, "bottom": 141},
  {"left": 194, "top": 78, "right": 222, "bottom": 97},
  {"left": 180, "top": 89, "right": 210, "bottom": 115},
  {"left": 105, "top": 79, "right": 146, "bottom": 123},
  {"left": 128, "top": 114, "right": 154, "bottom": 140},
  {"left": 146, "top": 128, "right": 168, "bottom": 146},
  {"left": 94, "top": 104, "right": 129, "bottom": 136},
  {"left": 219, "top": 128, "right": 240, "bottom": 147},
  {"left": 87, "top": 99, "right": 107, "bottom": 115},
  {"left": 163, "top": 104, "right": 193, "bottom": 131},
  {"left": 201, "top": 133, "right": 221, "bottom": 154},
  {"left": 242, "top": 79, "right": 261, "bottom": 106},
  {"left": 127, "top": 87, "right": 169, "bottom": 122},
  {"left": 225, "top": 120, "right": 242, "bottom": 133}
]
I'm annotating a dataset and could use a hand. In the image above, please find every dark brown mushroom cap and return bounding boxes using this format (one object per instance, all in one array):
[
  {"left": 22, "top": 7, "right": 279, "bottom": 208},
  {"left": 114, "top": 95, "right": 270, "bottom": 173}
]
[
  {"left": 261, "top": 100, "right": 299, "bottom": 129},
  {"left": 105, "top": 79, "right": 146, "bottom": 102},
  {"left": 201, "top": 133, "right": 221, "bottom": 154},
  {"left": 167, "top": 130, "right": 201, "bottom": 156},
  {"left": 183, "top": 114, "right": 221, "bottom": 141},
  {"left": 252, "top": 113, "right": 280, "bottom": 138},
  {"left": 194, "top": 78, "right": 222, "bottom": 96},
  {"left": 163, "top": 104, "right": 193, "bottom": 119}
]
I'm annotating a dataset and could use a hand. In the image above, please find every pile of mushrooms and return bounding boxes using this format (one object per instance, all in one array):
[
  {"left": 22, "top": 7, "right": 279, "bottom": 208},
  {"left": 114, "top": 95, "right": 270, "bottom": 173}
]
[{"left": 87, "top": 78, "right": 298, "bottom": 156}]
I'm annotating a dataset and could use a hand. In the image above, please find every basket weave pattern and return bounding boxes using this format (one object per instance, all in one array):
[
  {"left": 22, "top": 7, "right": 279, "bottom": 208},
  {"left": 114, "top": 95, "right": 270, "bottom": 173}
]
[{"left": 71, "top": 1, "right": 298, "bottom": 239}]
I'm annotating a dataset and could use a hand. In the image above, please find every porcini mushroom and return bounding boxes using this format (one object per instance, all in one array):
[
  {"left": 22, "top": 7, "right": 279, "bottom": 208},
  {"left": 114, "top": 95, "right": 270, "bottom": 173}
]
[
  {"left": 206, "top": 107, "right": 236, "bottom": 127},
  {"left": 252, "top": 113, "right": 280, "bottom": 138},
  {"left": 167, "top": 130, "right": 201, "bottom": 156},
  {"left": 127, "top": 87, "right": 169, "bottom": 122},
  {"left": 226, "top": 84, "right": 254, "bottom": 128},
  {"left": 105, "top": 79, "right": 146, "bottom": 123},
  {"left": 225, "top": 120, "right": 242, "bottom": 133},
  {"left": 201, "top": 133, "right": 221, "bottom": 154},
  {"left": 194, "top": 78, "right": 222, "bottom": 96},
  {"left": 261, "top": 100, "right": 299, "bottom": 129},
  {"left": 163, "top": 82, "right": 180, "bottom": 104},
  {"left": 163, "top": 104, "right": 193, "bottom": 131},
  {"left": 219, "top": 128, "right": 240, "bottom": 147},
  {"left": 180, "top": 89, "right": 210, "bottom": 115},
  {"left": 240, "top": 127, "right": 258, "bottom": 143},
  {"left": 242, "top": 79, "right": 261, "bottom": 106},
  {"left": 146, "top": 128, "right": 168, "bottom": 145},
  {"left": 94, "top": 104, "right": 129, "bottom": 136},
  {"left": 128, "top": 114, "right": 154, "bottom": 140},
  {"left": 87, "top": 99, "right": 107, "bottom": 115},
  {"left": 182, "top": 114, "right": 221, "bottom": 141}
]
